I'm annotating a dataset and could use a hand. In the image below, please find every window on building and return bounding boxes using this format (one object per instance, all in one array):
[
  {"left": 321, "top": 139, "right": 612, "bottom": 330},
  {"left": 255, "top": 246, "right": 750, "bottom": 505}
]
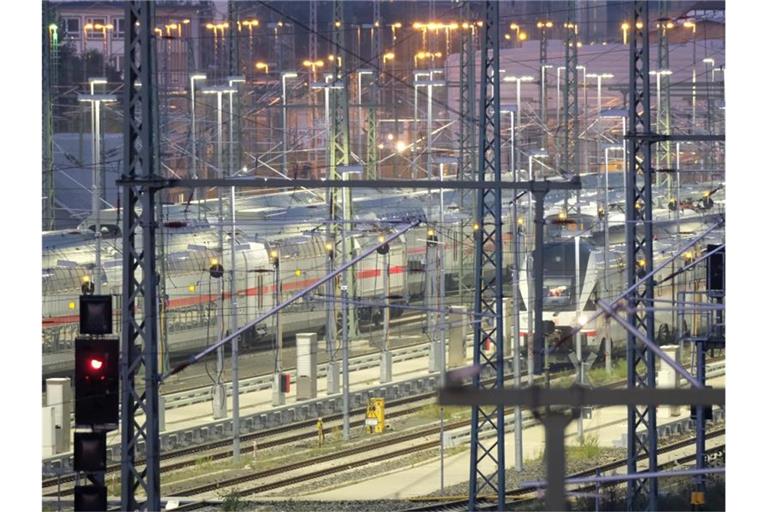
[
  {"left": 63, "top": 18, "right": 80, "bottom": 40},
  {"left": 113, "top": 17, "right": 125, "bottom": 39},
  {"left": 86, "top": 17, "right": 107, "bottom": 40}
]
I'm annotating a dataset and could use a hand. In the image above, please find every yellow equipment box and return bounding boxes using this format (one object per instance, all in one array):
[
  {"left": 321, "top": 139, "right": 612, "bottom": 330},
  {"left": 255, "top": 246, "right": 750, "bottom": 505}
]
[{"left": 365, "top": 397, "right": 385, "bottom": 433}]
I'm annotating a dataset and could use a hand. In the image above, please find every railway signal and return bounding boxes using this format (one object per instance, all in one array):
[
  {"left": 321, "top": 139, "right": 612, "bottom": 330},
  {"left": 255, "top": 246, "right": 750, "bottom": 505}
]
[
  {"left": 74, "top": 432, "right": 107, "bottom": 472},
  {"left": 79, "top": 294, "right": 112, "bottom": 335},
  {"left": 74, "top": 294, "right": 116, "bottom": 511},
  {"left": 706, "top": 244, "right": 724, "bottom": 292},
  {"left": 74, "top": 337, "right": 119, "bottom": 428},
  {"left": 74, "top": 484, "right": 107, "bottom": 512}
]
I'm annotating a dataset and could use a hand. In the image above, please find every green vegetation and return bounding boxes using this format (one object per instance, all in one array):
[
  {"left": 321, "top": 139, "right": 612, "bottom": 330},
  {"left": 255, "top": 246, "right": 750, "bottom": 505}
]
[
  {"left": 415, "top": 403, "right": 466, "bottom": 421},
  {"left": 526, "top": 433, "right": 602, "bottom": 465},
  {"left": 218, "top": 488, "right": 245, "bottom": 511},
  {"left": 588, "top": 359, "right": 628, "bottom": 386},
  {"left": 567, "top": 433, "right": 601, "bottom": 462}
]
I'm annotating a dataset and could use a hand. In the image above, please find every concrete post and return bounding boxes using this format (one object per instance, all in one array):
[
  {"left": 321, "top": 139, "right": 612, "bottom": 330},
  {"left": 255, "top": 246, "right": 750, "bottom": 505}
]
[
  {"left": 45, "top": 378, "right": 71, "bottom": 454},
  {"left": 380, "top": 350, "right": 393, "bottom": 383},
  {"left": 296, "top": 332, "right": 318, "bottom": 400},
  {"left": 42, "top": 406, "right": 56, "bottom": 458},
  {"left": 327, "top": 361, "right": 340, "bottom": 395},
  {"left": 272, "top": 373, "right": 286, "bottom": 406},
  {"left": 658, "top": 344, "right": 681, "bottom": 417},
  {"left": 158, "top": 395, "right": 166, "bottom": 432},
  {"left": 503, "top": 298, "right": 513, "bottom": 358},
  {"left": 448, "top": 306, "right": 468, "bottom": 368},
  {"left": 380, "top": 249, "right": 392, "bottom": 383}
]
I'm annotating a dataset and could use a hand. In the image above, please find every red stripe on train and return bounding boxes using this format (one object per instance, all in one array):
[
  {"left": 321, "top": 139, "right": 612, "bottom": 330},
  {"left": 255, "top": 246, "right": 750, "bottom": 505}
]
[{"left": 43, "top": 265, "right": 409, "bottom": 327}]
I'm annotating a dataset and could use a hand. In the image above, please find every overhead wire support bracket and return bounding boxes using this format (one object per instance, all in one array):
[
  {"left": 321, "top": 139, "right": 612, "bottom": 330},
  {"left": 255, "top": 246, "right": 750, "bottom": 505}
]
[{"left": 153, "top": 177, "right": 582, "bottom": 192}]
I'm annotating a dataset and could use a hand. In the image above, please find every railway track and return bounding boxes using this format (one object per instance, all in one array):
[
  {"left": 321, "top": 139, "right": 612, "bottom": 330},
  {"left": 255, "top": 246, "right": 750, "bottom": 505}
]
[
  {"left": 404, "top": 430, "right": 726, "bottom": 511},
  {"left": 168, "top": 428, "right": 725, "bottom": 512},
  {"left": 43, "top": 357, "right": 724, "bottom": 501},
  {"left": 42, "top": 392, "right": 437, "bottom": 496},
  {"left": 43, "top": 352, "right": 595, "bottom": 494},
  {"left": 156, "top": 399, "right": 725, "bottom": 502}
]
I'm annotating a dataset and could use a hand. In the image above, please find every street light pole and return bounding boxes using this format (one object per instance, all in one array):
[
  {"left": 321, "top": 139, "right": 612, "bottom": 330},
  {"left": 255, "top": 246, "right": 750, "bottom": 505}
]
[
  {"left": 683, "top": 21, "right": 697, "bottom": 130},
  {"left": 201, "top": 86, "right": 236, "bottom": 419},
  {"left": 505, "top": 106, "right": 524, "bottom": 472},
  {"left": 586, "top": 73, "right": 614, "bottom": 119},
  {"left": 79, "top": 80, "right": 115, "bottom": 295},
  {"left": 311, "top": 77, "right": 344, "bottom": 395},
  {"left": 602, "top": 144, "right": 621, "bottom": 373},
  {"left": 189, "top": 74, "right": 206, "bottom": 220},
  {"left": 412, "top": 71, "right": 427, "bottom": 179},
  {"left": 503, "top": 76, "right": 534, "bottom": 178},
  {"left": 282, "top": 72, "right": 298, "bottom": 176},
  {"left": 338, "top": 167, "right": 363, "bottom": 440},
  {"left": 540, "top": 64, "right": 552, "bottom": 130},
  {"left": 526, "top": 151, "right": 547, "bottom": 378},
  {"left": 271, "top": 247, "right": 284, "bottom": 406},
  {"left": 358, "top": 70, "right": 373, "bottom": 157},
  {"left": 227, "top": 75, "right": 244, "bottom": 462}
]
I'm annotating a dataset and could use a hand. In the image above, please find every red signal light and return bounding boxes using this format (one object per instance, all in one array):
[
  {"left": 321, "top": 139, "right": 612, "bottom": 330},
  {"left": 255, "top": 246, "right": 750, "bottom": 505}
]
[{"left": 89, "top": 358, "right": 104, "bottom": 371}]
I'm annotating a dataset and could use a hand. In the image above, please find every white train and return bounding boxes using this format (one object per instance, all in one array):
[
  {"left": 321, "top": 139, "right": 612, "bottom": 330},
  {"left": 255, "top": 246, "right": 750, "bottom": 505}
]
[
  {"left": 519, "top": 222, "right": 723, "bottom": 368},
  {"left": 42, "top": 185, "right": 724, "bottom": 376}
]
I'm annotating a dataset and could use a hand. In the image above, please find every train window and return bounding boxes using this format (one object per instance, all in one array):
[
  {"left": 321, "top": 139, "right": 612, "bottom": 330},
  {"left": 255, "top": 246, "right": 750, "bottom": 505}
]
[
  {"left": 257, "top": 275, "right": 264, "bottom": 310},
  {"left": 408, "top": 259, "right": 425, "bottom": 273}
]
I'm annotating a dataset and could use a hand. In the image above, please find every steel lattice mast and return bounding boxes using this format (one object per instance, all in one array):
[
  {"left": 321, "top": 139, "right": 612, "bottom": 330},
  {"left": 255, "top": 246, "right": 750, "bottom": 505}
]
[
  {"left": 43, "top": 0, "right": 57, "bottom": 231},
  {"left": 563, "top": 0, "right": 579, "bottom": 206},
  {"left": 468, "top": 2, "right": 505, "bottom": 509},
  {"left": 309, "top": 0, "right": 318, "bottom": 63},
  {"left": 228, "top": 0, "right": 241, "bottom": 172},
  {"left": 626, "top": 3, "right": 658, "bottom": 509},
  {"left": 329, "top": 0, "right": 357, "bottom": 338},
  {"left": 366, "top": 0, "right": 381, "bottom": 180},
  {"left": 656, "top": 0, "right": 672, "bottom": 191},
  {"left": 538, "top": 15, "right": 549, "bottom": 134},
  {"left": 120, "top": 2, "right": 161, "bottom": 509},
  {"left": 457, "top": 0, "right": 476, "bottom": 305}
]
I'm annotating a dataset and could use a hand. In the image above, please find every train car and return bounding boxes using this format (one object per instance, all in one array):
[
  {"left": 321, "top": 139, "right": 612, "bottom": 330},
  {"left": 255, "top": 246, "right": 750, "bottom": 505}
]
[
  {"left": 517, "top": 230, "right": 721, "bottom": 371},
  {"left": 42, "top": 184, "right": 723, "bottom": 377},
  {"left": 41, "top": 223, "right": 425, "bottom": 376}
]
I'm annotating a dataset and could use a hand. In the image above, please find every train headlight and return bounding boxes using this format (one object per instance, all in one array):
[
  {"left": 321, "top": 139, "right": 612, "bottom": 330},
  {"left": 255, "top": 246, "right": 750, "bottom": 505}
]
[{"left": 578, "top": 314, "right": 589, "bottom": 326}]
